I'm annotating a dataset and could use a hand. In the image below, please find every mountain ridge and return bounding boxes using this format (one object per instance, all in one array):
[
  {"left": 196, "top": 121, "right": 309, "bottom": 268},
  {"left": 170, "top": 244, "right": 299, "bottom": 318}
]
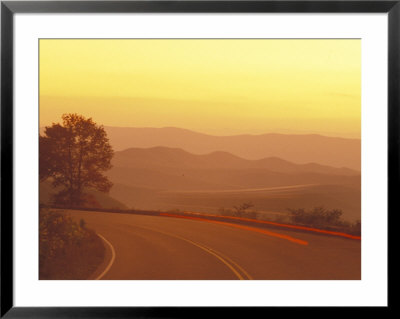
[
  {"left": 104, "top": 126, "right": 361, "bottom": 170},
  {"left": 113, "top": 146, "right": 360, "bottom": 176},
  {"left": 105, "top": 125, "right": 360, "bottom": 141}
]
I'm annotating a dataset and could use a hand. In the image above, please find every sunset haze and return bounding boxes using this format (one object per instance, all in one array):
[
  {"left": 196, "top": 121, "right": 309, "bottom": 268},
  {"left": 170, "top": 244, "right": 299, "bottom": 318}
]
[
  {"left": 39, "top": 39, "right": 362, "bottom": 281},
  {"left": 39, "top": 39, "right": 361, "bottom": 138}
]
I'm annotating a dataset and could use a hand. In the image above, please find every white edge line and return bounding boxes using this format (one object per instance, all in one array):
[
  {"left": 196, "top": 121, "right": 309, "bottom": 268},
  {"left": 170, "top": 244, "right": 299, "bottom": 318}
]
[{"left": 95, "top": 232, "right": 116, "bottom": 280}]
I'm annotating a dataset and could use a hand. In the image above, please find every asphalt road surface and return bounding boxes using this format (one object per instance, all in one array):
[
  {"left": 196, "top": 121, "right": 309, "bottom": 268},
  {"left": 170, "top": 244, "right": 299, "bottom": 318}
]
[{"left": 63, "top": 210, "right": 361, "bottom": 280}]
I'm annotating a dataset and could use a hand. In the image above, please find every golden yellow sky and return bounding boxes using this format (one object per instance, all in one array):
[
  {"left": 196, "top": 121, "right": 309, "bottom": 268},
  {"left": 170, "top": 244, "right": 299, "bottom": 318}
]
[{"left": 39, "top": 39, "right": 361, "bottom": 138}]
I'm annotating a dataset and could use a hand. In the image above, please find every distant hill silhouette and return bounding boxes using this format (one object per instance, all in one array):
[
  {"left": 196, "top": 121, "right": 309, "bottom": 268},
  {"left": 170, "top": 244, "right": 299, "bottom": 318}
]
[
  {"left": 104, "top": 146, "right": 361, "bottom": 220},
  {"left": 108, "top": 147, "right": 360, "bottom": 192},
  {"left": 113, "top": 146, "right": 359, "bottom": 176},
  {"left": 104, "top": 126, "right": 361, "bottom": 170}
]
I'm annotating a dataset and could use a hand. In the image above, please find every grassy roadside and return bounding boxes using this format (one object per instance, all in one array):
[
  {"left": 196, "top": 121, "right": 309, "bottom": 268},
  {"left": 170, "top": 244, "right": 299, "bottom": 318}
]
[{"left": 39, "top": 207, "right": 105, "bottom": 280}]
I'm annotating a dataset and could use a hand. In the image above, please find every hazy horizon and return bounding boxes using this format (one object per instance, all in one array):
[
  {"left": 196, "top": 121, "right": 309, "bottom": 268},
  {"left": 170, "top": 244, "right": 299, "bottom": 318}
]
[
  {"left": 40, "top": 39, "right": 360, "bottom": 139},
  {"left": 40, "top": 123, "right": 361, "bottom": 140}
]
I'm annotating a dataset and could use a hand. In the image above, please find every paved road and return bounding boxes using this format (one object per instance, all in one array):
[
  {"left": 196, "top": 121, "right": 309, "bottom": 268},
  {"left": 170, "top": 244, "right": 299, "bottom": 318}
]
[{"left": 64, "top": 210, "right": 361, "bottom": 280}]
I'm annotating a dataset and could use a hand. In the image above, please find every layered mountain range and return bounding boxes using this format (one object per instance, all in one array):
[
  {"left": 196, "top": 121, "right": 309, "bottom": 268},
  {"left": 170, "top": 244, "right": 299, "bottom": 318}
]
[
  {"left": 104, "top": 126, "right": 361, "bottom": 170},
  {"left": 40, "top": 126, "right": 361, "bottom": 220},
  {"left": 108, "top": 146, "right": 360, "bottom": 191}
]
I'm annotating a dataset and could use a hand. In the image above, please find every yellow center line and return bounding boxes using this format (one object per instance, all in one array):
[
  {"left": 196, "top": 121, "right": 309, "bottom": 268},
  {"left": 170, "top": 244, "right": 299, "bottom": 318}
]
[
  {"left": 206, "top": 248, "right": 254, "bottom": 280},
  {"left": 136, "top": 225, "right": 251, "bottom": 280}
]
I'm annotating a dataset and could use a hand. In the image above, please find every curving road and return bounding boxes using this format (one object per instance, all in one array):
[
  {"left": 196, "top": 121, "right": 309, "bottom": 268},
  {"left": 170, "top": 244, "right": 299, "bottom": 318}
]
[{"left": 63, "top": 210, "right": 361, "bottom": 280}]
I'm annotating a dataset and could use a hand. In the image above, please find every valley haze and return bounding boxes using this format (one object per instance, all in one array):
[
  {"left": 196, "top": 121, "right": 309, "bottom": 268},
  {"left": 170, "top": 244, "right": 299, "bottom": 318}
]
[{"left": 40, "top": 126, "right": 361, "bottom": 222}]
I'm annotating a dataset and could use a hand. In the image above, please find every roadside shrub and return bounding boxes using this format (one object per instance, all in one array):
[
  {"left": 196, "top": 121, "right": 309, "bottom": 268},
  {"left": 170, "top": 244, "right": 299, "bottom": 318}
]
[
  {"left": 218, "top": 207, "right": 234, "bottom": 216},
  {"left": 351, "top": 220, "right": 361, "bottom": 235},
  {"left": 288, "top": 207, "right": 361, "bottom": 235},
  {"left": 288, "top": 206, "right": 344, "bottom": 228},
  {"left": 218, "top": 203, "right": 258, "bottom": 220},
  {"left": 39, "top": 208, "right": 105, "bottom": 279},
  {"left": 245, "top": 210, "right": 259, "bottom": 220},
  {"left": 167, "top": 208, "right": 182, "bottom": 214},
  {"left": 233, "top": 202, "right": 254, "bottom": 217}
]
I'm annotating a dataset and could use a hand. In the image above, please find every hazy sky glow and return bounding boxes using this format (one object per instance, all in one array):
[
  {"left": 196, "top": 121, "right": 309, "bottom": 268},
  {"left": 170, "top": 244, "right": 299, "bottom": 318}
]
[{"left": 40, "top": 39, "right": 361, "bottom": 138}]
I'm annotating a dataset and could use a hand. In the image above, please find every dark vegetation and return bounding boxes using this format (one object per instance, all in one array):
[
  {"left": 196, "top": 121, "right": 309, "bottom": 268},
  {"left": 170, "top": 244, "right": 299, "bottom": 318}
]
[
  {"left": 39, "top": 114, "right": 113, "bottom": 279},
  {"left": 218, "top": 203, "right": 360, "bottom": 236},
  {"left": 39, "top": 180, "right": 127, "bottom": 210},
  {"left": 219, "top": 202, "right": 259, "bottom": 219},
  {"left": 39, "top": 207, "right": 105, "bottom": 279},
  {"left": 40, "top": 113, "right": 114, "bottom": 207},
  {"left": 288, "top": 207, "right": 361, "bottom": 236}
]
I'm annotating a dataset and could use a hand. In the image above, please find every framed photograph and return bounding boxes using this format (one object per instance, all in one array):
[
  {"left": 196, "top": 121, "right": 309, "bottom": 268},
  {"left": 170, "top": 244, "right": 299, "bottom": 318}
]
[{"left": 1, "top": 0, "right": 394, "bottom": 317}]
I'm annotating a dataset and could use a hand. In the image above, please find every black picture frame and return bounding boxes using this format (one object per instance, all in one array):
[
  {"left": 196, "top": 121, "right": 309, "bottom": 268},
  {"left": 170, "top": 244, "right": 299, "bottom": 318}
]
[{"left": 1, "top": 0, "right": 395, "bottom": 317}]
